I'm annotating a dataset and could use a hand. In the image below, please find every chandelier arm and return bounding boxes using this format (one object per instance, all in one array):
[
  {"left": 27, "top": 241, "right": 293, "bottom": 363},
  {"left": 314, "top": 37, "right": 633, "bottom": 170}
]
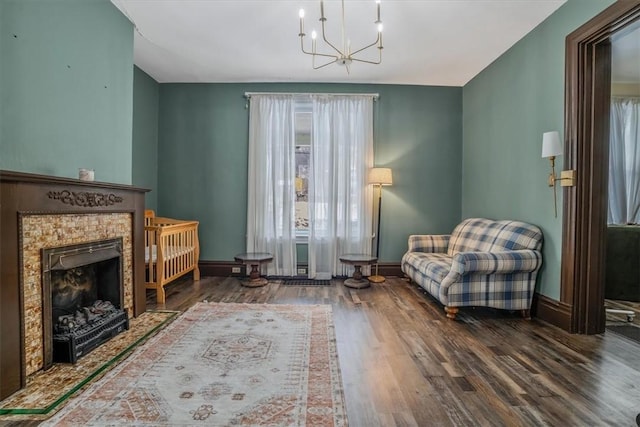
[
  {"left": 309, "top": 52, "right": 343, "bottom": 59},
  {"left": 300, "top": 36, "right": 312, "bottom": 55},
  {"left": 313, "top": 58, "right": 339, "bottom": 70},
  {"left": 349, "top": 37, "right": 380, "bottom": 57},
  {"left": 350, "top": 48, "right": 382, "bottom": 65},
  {"left": 300, "top": 39, "right": 337, "bottom": 59},
  {"left": 350, "top": 57, "right": 382, "bottom": 65},
  {"left": 320, "top": 19, "right": 344, "bottom": 57}
]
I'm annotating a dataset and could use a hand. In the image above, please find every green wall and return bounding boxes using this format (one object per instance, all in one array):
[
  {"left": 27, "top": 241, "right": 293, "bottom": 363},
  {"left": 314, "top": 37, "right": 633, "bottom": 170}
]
[
  {"left": 461, "top": 0, "right": 615, "bottom": 299},
  {"left": 158, "top": 83, "right": 462, "bottom": 262},
  {"left": 4, "top": 0, "right": 613, "bottom": 296},
  {"left": 132, "top": 66, "right": 159, "bottom": 210},
  {"left": 0, "top": 0, "right": 134, "bottom": 184}
]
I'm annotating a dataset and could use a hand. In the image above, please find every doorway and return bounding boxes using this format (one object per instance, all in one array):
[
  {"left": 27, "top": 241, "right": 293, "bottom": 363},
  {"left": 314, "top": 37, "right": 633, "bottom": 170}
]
[
  {"left": 604, "top": 20, "right": 640, "bottom": 331},
  {"left": 563, "top": 1, "right": 640, "bottom": 334}
]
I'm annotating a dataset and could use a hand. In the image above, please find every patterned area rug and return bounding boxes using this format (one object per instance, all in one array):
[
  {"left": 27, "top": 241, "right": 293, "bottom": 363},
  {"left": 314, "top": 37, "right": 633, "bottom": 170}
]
[{"left": 42, "top": 302, "right": 348, "bottom": 426}]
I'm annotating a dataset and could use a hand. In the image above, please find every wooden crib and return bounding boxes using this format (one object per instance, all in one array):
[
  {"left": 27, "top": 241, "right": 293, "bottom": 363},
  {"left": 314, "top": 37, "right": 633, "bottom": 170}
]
[{"left": 144, "top": 210, "right": 200, "bottom": 303}]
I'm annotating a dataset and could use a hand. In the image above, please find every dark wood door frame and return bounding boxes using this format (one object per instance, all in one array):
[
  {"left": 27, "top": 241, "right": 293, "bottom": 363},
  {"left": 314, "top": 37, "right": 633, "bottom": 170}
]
[{"left": 562, "top": 1, "right": 640, "bottom": 334}]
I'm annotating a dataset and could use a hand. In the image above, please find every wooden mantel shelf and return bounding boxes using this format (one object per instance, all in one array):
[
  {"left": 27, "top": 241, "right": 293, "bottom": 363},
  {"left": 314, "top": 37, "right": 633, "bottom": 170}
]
[{"left": 0, "top": 170, "right": 148, "bottom": 192}]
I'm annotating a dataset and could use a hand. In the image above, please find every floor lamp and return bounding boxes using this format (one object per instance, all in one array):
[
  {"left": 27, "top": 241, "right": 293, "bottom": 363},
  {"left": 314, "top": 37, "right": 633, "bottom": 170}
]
[{"left": 368, "top": 167, "right": 393, "bottom": 283}]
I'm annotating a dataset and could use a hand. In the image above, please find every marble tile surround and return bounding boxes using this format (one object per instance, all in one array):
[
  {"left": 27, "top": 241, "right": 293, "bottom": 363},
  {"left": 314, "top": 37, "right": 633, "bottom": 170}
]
[{"left": 21, "top": 213, "right": 133, "bottom": 376}]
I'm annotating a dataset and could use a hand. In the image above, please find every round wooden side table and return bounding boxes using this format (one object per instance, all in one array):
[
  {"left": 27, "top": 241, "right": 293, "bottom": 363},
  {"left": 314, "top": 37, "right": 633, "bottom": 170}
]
[
  {"left": 234, "top": 252, "right": 273, "bottom": 287},
  {"left": 339, "top": 254, "right": 377, "bottom": 289}
]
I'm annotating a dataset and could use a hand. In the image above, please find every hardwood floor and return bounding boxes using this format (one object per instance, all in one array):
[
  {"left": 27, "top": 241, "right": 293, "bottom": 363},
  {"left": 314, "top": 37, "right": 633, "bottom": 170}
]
[{"left": 143, "top": 275, "right": 640, "bottom": 427}]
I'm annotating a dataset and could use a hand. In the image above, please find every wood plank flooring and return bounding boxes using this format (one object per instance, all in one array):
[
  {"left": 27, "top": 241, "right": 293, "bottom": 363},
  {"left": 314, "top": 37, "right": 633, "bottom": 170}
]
[{"left": 143, "top": 276, "right": 640, "bottom": 427}]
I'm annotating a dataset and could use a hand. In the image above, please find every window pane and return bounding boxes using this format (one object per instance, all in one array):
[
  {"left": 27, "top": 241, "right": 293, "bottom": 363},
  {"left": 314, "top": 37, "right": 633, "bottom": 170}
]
[{"left": 295, "top": 110, "right": 311, "bottom": 232}]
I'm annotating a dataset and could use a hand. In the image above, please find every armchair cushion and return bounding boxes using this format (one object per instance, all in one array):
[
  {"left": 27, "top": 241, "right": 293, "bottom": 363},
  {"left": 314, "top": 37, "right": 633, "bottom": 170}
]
[
  {"left": 407, "top": 234, "right": 450, "bottom": 253},
  {"left": 450, "top": 250, "right": 542, "bottom": 276},
  {"left": 447, "top": 218, "right": 542, "bottom": 256}
]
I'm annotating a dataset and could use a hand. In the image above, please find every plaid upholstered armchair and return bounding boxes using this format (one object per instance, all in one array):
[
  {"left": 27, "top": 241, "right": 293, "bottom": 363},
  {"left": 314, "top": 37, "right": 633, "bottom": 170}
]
[{"left": 401, "top": 218, "right": 543, "bottom": 320}]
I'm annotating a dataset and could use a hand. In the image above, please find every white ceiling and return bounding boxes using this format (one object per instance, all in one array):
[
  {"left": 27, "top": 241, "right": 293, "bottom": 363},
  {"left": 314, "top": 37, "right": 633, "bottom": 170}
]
[{"left": 110, "top": 0, "right": 567, "bottom": 86}]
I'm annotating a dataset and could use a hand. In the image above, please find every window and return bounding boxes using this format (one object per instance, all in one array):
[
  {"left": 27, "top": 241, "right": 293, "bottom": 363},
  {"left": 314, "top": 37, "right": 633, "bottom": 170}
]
[
  {"left": 294, "top": 103, "right": 311, "bottom": 237},
  {"left": 247, "top": 93, "right": 374, "bottom": 278}
]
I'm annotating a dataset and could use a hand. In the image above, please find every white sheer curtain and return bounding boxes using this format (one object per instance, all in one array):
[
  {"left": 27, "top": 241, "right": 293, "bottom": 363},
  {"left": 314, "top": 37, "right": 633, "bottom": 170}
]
[
  {"left": 308, "top": 95, "right": 374, "bottom": 279},
  {"left": 608, "top": 97, "right": 640, "bottom": 224},
  {"left": 246, "top": 95, "right": 297, "bottom": 276}
]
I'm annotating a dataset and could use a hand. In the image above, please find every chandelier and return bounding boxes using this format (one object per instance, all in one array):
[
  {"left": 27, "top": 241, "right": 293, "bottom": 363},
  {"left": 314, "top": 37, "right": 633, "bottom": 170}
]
[{"left": 298, "top": 0, "right": 383, "bottom": 72}]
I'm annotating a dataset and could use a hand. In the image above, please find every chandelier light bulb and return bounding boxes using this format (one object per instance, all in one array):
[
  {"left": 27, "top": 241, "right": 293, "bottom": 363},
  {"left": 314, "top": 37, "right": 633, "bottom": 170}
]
[
  {"left": 299, "top": 9, "right": 305, "bottom": 35},
  {"left": 311, "top": 30, "right": 317, "bottom": 53},
  {"left": 377, "top": 23, "right": 383, "bottom": 32}
]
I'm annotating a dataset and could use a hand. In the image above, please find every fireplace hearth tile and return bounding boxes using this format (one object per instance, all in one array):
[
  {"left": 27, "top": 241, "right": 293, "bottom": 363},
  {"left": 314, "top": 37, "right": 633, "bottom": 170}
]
[{"left": 0, "top": 310, "right": 176, "bottom": 420}]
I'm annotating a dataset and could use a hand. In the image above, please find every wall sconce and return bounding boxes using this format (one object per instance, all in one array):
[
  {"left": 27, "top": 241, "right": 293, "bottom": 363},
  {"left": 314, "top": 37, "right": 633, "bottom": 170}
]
[{"left": 541, "top": 131, "right": 576, "bottom": 217}]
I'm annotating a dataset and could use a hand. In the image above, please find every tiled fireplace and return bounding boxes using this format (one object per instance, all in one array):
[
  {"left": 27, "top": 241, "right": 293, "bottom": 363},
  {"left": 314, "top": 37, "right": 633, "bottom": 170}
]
[
  {"left": 0, "top": 171, "right": 147, "bottom": 400},
  {"left": 22, "top": 214, "right": 133, "bottom": 374}
]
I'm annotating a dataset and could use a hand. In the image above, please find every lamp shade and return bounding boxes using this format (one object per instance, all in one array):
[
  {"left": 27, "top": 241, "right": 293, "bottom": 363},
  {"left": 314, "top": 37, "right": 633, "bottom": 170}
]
[
  {"left": 368, "top": 167, "right": 393, "bottom": 185},
  {"left": 541, "top": 131, "right": 563, "bottom": 158}
]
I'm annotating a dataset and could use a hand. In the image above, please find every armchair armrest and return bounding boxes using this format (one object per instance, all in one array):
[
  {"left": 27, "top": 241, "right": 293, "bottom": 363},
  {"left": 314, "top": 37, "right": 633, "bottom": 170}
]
[
  {"left": 407, "top": 234, "right": 450, "bottom": 253},
  {"left": 450, "top": 250, "right": 542, "bottom": 276}
]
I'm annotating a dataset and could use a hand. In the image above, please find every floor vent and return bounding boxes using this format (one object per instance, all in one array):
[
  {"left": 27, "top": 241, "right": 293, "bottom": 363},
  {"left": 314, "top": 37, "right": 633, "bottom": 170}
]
[{"left": 281, "top": 279, "right": 332, "bottom": 286}]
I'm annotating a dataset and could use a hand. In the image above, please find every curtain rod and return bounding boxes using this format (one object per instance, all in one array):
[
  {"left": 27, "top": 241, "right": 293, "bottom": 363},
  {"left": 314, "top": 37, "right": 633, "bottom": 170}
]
[{"left": 244, "top": 92, "right": 379, "bottom": 100}]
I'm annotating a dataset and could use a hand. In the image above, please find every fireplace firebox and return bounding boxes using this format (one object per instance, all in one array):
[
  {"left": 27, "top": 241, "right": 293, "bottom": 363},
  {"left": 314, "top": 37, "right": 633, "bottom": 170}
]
[{"left": 42, "top": 238, "right": 128, "bottom": 369}]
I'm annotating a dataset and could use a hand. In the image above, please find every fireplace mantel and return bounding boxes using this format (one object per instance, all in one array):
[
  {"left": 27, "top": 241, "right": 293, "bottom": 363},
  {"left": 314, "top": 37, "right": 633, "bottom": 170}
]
[{"left": 0, "top": 170, "right": 149, "bottom": 400}]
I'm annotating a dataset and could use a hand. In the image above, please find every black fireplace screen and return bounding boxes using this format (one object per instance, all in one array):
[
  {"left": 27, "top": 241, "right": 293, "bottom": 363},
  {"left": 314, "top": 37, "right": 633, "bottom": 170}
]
[{"left": 42, "top": 238, "right": 128, "bottom": 368}]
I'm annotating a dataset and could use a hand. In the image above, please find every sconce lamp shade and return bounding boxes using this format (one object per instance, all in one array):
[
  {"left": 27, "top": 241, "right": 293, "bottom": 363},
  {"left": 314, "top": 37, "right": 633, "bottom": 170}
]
[
  {"left": 541, "top": 131, "right": 563, "bottom": 158},
  {"left": 368, "top": 167, "right": 393, "bottom": 186}
]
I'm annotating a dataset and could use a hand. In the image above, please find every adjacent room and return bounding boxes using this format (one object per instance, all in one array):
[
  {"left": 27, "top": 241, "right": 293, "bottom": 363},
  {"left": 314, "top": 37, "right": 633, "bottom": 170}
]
[{"left": 1, "top": 0, "right": 640, "bottom": 425}]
